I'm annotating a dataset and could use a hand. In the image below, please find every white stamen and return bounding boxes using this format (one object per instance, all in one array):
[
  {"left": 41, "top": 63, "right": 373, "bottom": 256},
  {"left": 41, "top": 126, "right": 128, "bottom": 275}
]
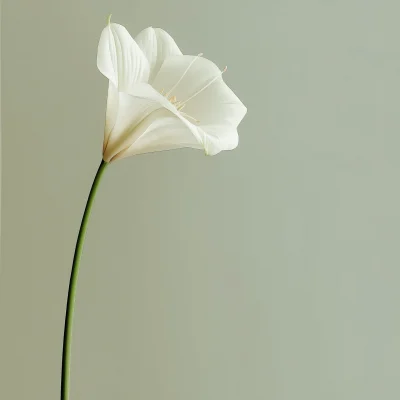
[
  {"left": 165, "top": 53, "right": 203, "bottom": 97},
  {"left": 180, "top": 66, "right": 227, "bottom": 106}
]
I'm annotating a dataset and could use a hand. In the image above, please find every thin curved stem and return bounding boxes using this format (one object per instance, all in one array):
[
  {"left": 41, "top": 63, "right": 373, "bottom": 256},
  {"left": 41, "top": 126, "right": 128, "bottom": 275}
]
[{"left": 61, "top": 160, "right": 108, "bottom": 400}]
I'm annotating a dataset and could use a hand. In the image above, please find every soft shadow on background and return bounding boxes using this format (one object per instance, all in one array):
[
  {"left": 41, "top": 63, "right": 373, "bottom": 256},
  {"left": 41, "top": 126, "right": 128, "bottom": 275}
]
[{"left": 1, "top": 1, "right": 400, "bottom": 399}]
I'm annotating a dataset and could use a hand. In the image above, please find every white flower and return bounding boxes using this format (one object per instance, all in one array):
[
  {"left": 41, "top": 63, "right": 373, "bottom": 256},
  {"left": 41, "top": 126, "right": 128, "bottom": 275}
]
[{"left": 97, "top": 19, "right": 247, "bottom": 162}]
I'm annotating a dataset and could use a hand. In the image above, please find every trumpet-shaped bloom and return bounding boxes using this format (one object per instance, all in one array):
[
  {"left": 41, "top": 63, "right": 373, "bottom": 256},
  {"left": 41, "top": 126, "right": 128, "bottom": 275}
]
[{"left": 97, "top": 21, "right": 247, "bottom": 162}]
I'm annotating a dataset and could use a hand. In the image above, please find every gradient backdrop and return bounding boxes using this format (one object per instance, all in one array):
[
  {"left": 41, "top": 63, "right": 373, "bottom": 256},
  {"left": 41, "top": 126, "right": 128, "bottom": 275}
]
[{"left": 1, "top": 1, "right": 400, "bottom": 399}]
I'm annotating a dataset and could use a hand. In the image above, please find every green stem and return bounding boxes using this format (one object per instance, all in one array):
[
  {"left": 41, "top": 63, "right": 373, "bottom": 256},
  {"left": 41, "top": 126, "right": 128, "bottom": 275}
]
[{"left": 61, "top": 160, "right": 108, "bottom": 400}]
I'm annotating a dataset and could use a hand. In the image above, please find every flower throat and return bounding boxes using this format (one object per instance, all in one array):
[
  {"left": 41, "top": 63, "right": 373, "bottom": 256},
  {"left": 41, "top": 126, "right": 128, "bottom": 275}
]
[{"left": 159, "top": 54, "right": 227, "bottom": 123}]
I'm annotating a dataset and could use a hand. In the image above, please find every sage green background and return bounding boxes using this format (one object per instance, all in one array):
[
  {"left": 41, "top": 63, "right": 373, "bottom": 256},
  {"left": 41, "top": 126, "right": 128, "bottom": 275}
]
[{"left": 1, "top": 0, "right": 400, "bottom": 399}]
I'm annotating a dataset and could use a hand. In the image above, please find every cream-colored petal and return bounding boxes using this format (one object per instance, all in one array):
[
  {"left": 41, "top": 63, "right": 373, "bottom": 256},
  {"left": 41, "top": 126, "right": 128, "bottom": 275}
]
[
  {"left": 199, "top": 124, "right": 240, "bottom": 156},
  {"left": 135, "top": 27, "right": 182, "bottom": 83},
  {"left": 152, "top": 55, "right": 247, "bottom": 128},
  {"left": 103, "top": 89, "right": 163, "bottom": 162},
  {"left": 125, "top": 81, "right": 243, "bottom": 157},
  {"left": 103, "top": 81, "right": 119, "bottom": 152},
  {"left": 129, "top": 83, "right": 204, "bottom": 146},
  {"left": 97, "top": 22, "right": 150, "bottom": 91},
  {"left": 104, "top": 83, "right": 203, "bottom": 162},
  {"left": 112, "top": 108, "right": 203, "bottom": 161}
]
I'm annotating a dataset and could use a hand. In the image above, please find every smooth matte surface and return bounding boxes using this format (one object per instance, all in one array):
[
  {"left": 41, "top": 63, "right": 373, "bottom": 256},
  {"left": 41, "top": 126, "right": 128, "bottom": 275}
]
[{"left": 1, "top": 1, "right": 400, "bottom": 399}]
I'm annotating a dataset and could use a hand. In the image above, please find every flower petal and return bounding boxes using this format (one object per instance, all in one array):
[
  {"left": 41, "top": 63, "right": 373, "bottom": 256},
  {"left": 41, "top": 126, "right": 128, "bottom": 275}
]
[
  {"left": 103, "top": 88, "right": 163, "bottom": 162},
  {"left": 151, "top": 55, "right": 247, "bottom": 128},
  {"left": 112, "top": 109, "right": 203, "bottom": 161},
  {"left": 103, "top": 81, "right": 119, "bottom": 152},
  {"left": 135, "top": 27, "right": 182, "bottom": 83},
  {"left": 97, "top": 23, "right": 150, "bottom": 91},
  {"left": 129, "top": 83, "right": 204, "bottom": 145},
  {"left": 199, "top": 124, "right": 240, "bottom": 156},
  {"left": 103, "top": 83, "right": 203, "bottom": 162}
]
